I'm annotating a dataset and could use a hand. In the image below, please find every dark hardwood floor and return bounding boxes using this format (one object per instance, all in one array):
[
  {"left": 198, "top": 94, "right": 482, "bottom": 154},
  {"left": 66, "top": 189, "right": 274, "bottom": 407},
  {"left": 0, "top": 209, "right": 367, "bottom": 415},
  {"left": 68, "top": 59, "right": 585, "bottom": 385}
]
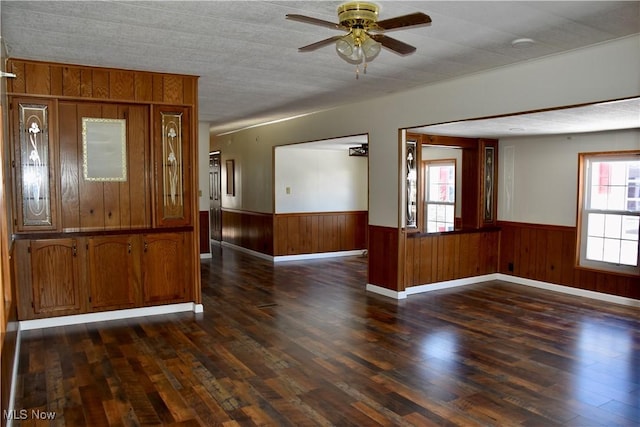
[{"left": 13, "top": 246, "right": 640, "bottom": 426}]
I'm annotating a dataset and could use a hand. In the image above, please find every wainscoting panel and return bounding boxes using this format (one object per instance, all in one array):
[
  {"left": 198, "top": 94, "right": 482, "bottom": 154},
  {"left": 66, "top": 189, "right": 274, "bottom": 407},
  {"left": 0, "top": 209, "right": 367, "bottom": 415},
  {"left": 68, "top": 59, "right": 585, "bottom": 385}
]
[
  {"left": 498, "top": 221, "right": 639, "bottom": 299},
  {"left": 221, "top": 209, "right": 273, "bottom": 255},
  {"left": 368, "top": 225, "right": 400, "bottom": 290},
  {"left": 405, "top": 229, "right": 500, "bottom": 287},
  {"left": 199, "top": 211, "right": 210, "bottom": 254},
  {"left": 273, "top": 211, "right": 367, "bottom": 256}
]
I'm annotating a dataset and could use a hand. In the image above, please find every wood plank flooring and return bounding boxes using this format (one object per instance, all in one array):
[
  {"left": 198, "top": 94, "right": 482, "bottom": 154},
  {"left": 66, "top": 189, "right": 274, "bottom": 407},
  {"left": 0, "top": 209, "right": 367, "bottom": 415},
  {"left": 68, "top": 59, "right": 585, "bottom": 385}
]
[{"left": 12, "top": 246, "right": 640, "bottom": 426}]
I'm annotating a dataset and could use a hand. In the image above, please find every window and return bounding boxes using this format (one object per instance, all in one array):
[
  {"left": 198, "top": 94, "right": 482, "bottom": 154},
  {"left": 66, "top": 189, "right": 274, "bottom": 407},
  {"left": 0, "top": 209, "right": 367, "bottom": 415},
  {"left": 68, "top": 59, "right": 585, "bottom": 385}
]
[
  {"left": 424, "top": 160, "right": 455, "bottom": 232},
  {"left": 578, "top": 152, "right": 640, "bottom": 275}
]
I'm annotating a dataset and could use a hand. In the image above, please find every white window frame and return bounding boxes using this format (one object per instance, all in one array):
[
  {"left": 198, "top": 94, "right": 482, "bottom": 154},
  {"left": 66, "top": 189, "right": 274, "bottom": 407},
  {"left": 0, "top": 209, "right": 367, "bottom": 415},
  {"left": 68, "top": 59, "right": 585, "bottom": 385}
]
[
  {"left": 577, "top": 151, "right": 640, "bottom": 276},
  {"left": 423, "top": 159, "right": 456, "bottom": 233}
]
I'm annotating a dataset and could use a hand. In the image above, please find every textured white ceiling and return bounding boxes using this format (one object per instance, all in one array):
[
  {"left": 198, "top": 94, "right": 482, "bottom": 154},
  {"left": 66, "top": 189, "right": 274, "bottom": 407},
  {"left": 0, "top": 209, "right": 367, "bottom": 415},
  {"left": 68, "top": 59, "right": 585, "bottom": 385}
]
[
  {"left": 412, "top": 97, "right": 640, "bottom": 138},
  {"left": 1, "top": 1, "right": 639, "bottom": 136}
]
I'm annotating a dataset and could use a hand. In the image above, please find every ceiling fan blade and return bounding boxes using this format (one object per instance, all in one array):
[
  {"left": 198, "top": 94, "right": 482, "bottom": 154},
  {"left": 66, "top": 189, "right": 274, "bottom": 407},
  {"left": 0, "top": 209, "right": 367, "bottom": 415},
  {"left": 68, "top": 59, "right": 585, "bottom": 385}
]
[
  {"left": 298, "top": 35, "right": 344, "bottom": 52},
  {"left": 286, "top": 14, "right": 347, "bottom": 31},
  {"left": 375, "top": 12, "right": 432, "bottom": 31},
  {"left": 370, "top": 34, "right": 416, "bottom": 55}
]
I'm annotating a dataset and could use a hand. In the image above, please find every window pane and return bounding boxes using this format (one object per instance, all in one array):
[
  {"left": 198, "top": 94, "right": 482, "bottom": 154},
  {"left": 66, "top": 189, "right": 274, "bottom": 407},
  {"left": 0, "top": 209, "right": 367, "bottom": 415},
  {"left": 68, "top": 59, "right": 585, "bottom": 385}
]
[
  {"left": 604, "top": 214, "right": 622, "bottom": 239},
  {"left": 610, "top": 163, "right": 626, "bottom": 185},
  {"left": 602, "top": 238, "right": 621, "bottom": 263},
  {"left": 427, "top": 203, "right": 436, "bottom": 218},
  {"left": 438, "top": 184, "right": 448, "bottom": 202},
  {"left": 607, "top": 186, "right": 626, "bottom": 210},
  {"left": 447, "top": 184, "right": 455, "bottom": 202},
  {"left": 621, "top": 216, "right": 639, "bottom": 241},
  {"left": 628, "top": 200, "right": 640, "bottom": 212},
  {"left": 586, "top": 236, "right": 604, "bottom": 261},
  {"left": 590, "top": 186, "right": 607, "bottom": 210},
  {"left": 445, "top": 205, "right": 454, "bottom": 223},
  {"left": 587, "top": 213, "right": 605, "bottom": 237},
  {"left": 620, "top": 240, "right": 638, "bottom": 266},
  {"left": 428, "top": 185, "right": 440, "bottom": 202}
]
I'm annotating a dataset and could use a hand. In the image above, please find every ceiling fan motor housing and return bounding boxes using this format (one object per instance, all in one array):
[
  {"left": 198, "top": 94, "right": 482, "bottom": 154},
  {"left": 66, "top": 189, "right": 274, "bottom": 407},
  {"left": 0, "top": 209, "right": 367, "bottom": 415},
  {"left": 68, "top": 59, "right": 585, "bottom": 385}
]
[{"left": 337, "top": 2, "right": 379, "bottom": 29}]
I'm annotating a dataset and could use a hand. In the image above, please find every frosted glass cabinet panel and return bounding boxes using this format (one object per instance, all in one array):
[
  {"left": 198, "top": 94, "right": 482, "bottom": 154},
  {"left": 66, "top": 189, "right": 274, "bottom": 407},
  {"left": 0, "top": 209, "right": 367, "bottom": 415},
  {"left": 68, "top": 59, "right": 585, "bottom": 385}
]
[
  {"left": 13, "top": 99, "right": 57, "bottom": 230},
  {"left": 154, "top": 106, "right": 191, "bottom": 227}
]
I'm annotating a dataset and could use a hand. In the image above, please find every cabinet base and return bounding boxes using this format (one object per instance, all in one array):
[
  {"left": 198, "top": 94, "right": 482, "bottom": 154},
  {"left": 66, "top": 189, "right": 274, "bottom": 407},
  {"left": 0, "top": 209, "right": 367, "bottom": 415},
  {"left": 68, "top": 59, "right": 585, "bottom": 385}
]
[{"left": 19, "top": 302, "right": 203, "bottom": 331}]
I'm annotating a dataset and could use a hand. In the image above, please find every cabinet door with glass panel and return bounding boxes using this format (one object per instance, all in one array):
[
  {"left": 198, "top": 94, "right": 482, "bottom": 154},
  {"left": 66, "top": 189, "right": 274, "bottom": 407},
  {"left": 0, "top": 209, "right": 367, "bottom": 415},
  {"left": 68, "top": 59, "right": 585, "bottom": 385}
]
[
  {"left": 12, "top": 98, "right": 59, "bottom": 231},
  {"left": 423, "top": 159, "right": 456, "bottom": 233}
]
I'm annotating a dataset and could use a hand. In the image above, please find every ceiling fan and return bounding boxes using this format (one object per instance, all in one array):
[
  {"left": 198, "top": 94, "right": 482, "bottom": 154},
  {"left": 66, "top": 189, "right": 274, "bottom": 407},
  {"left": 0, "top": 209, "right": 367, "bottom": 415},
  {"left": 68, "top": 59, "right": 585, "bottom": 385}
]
[{"left": 286, "top": 2, "right": 431, "bottom": 78}]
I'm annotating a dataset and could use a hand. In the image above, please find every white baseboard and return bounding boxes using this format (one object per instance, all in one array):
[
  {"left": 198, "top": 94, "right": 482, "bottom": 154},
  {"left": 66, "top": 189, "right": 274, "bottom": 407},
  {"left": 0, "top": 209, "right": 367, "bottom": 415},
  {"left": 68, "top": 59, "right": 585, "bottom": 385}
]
[
  {"left": 220, "top": 241, "right": 274, "bottom": 261},
  {"left": 200, "top": 253, "right": 212, "bottom": 259},
  {"left": 19, "top": 302, "right": 203, "bottom": 331},
  {"left": 274, "top": 249, "right": 366, "bottom": 263},
  {"left": 498, "top": 274, "right": 640, "bottom": 308},
  {"left": 367, "top": 273, "right": 640, "bottom": 308},
  {"left": 367, "top": 274, "right": 498, "bottom": 300},
  {"left": 220, "top": 242, "right": 367, "bottom": 263},
  {"left": 407, "top": 274, "right": 499, "bottom": 295},
  {"left": 366, "top": 284, "right": 407, "bottom": 299}
]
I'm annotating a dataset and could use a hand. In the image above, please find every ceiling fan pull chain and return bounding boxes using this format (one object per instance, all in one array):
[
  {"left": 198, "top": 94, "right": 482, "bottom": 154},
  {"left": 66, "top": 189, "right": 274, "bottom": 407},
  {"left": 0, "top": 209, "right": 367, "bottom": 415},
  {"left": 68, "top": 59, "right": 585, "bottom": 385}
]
[{"left": 355, "top": 64, "right": 360, "bottom": 79}]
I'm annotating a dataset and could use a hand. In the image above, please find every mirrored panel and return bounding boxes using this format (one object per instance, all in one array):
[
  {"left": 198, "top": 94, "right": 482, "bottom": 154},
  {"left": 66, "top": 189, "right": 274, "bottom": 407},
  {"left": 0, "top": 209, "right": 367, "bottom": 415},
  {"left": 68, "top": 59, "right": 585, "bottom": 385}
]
[{"left": 82, "top": 118, "right": 127, "bottom": 181}]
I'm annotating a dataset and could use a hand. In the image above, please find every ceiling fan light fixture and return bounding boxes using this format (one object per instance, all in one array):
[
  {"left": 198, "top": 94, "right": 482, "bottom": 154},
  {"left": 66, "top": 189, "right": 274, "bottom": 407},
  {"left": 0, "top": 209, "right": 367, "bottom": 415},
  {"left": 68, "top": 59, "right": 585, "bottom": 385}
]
[
  {"left": 336, "top": 35, "right": 356, "bottom": 58},
  {"left": 336, "top": 33, "right": 379, "bottom": 63},
  {"left": 361, "top": 35, "right": 381, "bottom": 60},
  {"left": 288, "top": 1, "right": 431, "bottom": 78}
]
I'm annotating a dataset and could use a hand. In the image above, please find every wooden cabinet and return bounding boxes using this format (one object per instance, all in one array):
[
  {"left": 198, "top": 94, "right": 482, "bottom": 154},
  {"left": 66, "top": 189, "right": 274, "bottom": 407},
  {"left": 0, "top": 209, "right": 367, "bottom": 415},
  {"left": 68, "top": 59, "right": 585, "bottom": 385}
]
[
  {"left": 87, "top": 235, "right": 138, "bottom": 310},
  {"left": 29, "top": 239, "right": 82, "bottom": 316},
  {"left": 8, "top": 59, "right": 201, "bottom": 321},
  {"left": 15, "top": 231, "right": 190, "bottom": 319},
  {"left": 142, "top": 233, "right": 186, "bottom": 304}
]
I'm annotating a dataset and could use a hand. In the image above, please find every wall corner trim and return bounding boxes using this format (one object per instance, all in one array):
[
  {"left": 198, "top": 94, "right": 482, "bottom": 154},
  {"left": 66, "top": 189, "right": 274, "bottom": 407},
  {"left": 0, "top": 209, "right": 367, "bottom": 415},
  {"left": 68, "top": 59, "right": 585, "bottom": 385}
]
[{"left": 366, "top": 284, "right": 407, "bottom": 300}]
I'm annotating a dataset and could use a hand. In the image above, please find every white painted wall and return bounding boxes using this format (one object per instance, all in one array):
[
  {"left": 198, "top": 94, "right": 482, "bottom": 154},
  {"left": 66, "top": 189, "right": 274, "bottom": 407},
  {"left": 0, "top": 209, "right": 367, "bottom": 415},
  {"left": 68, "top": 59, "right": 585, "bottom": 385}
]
[
  {"left": 275, "top": 147, "right": 368, "bottom": 213},
  {"left": 198, "top": 121, "right": 210, "bottom": 212},
  {"left": 499, "top": 128, "right": 640, "bottom": 227},
  {"left": 211, "top": 36, "right": 640, "bottom": 228}
]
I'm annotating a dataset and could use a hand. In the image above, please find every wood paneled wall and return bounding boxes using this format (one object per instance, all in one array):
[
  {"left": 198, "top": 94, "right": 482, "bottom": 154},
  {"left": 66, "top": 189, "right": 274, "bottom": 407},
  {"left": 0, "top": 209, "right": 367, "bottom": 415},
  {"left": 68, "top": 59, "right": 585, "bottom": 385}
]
[
  {"left": 7, "top": 59, "right": 196, "bottom": 105},
  {"left": 368, "top": 225, "right": 400, "bottom": 290},
  {"left": 221, "top": 209, "right": 273, "bottom": 255},
  {"left": 499, "top": 221, "right": 639, "bottom": 299},
  {"left": 405, "top": 229, "right": 500, "bottom": 287},
  {"left": 273, "top": 211, "right": 367, "bottom": 256},
  {"left": 58, "top": 102, "right": 150, "bottom": 231},
  {"left": 199, "top": 211, "right": 210, "bottom": 254}
]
